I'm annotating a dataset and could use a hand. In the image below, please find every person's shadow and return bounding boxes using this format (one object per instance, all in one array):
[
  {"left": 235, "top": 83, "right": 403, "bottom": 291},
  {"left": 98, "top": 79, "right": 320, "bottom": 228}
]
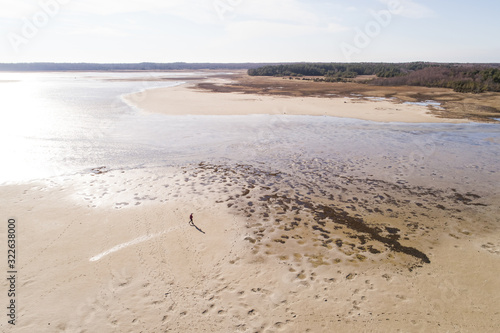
[{"left": 189, "top": 221, "right": 205, "bottom": 234}]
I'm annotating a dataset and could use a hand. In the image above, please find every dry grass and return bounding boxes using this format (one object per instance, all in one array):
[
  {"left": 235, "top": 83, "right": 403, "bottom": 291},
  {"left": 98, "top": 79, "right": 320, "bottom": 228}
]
[{"left": 196, "top": 73, "right": 500, "bottom": 122}]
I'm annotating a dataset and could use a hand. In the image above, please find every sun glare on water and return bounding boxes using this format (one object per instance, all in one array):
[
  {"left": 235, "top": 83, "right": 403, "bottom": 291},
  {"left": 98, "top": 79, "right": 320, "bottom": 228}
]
[{"left": 0, "top": 74, "right": 67, "bottom": 183}]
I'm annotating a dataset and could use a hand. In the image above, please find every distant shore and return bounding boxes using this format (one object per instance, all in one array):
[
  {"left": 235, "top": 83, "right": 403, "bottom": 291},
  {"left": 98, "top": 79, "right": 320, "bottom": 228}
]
[{"left": 123, "top": 76, "right": 468, "bottom": 123}]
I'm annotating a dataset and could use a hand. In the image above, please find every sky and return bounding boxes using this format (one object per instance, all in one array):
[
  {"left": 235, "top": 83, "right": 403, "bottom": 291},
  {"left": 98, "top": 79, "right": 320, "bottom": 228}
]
[{"left": 0, "top": 0, "right": 499, "bottom": 63}]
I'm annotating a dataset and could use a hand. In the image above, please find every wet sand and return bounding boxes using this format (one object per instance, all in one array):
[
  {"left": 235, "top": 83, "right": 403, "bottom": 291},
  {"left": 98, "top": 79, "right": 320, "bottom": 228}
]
[{"left": 1, "top": 160, "right": 499, "bottom": 332}]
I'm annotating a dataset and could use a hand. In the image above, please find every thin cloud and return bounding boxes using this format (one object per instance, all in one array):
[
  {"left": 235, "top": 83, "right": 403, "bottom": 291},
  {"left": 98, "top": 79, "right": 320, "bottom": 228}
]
[
  {"left": 226, "top": 21, "right": 314, "bottom": 39},
  {"left": 70, "top": 0, "right": 216, "bottom": 24},
  {"left": 221, "top": 0, "right": 348, "bottom": 36},
  {"left": 235, "top": 0, "right": 318, "bottom": 25},
  {"left": 221, "top": 19, "right": 347, "bottom": 43},
  {"left": 379, "top": 0, "right": 436, "bottom": 19},
  {"left": 327, "top": 22, "right": 348, "bottom": 33},
  {"left": 0, "top": 0, "right": 40, "bottom": 19},
  {"left": 63, "top": 26, "right": 129, "bottom": 37},
  {"left": 69, "top": 0, "right": 332, "bottom": 27},
  {"left": 70, "top": 0, "right": 184, "bottom": 15}
]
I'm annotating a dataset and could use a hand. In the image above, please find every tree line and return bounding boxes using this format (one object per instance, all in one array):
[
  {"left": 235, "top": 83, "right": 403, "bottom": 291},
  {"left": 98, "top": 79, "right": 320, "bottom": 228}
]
[
  {"left": 370, "top": 65, "right": 500, "bottom": 93},
  {"left": 248, "top": 62, "right": 500, "bottom": 93},
  {"left": 247, "top": 63, "right": 416, "bottom": 78}
]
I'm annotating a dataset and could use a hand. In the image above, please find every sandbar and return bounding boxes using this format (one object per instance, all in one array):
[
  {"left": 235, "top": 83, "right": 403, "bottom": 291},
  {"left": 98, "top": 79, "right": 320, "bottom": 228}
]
[{"left": 123, "top": 80, "right": 468, "bottom": 123}]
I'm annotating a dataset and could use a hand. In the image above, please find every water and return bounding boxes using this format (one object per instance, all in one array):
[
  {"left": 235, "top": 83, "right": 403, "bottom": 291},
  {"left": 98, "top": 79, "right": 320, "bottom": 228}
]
[
  {"left": 403, "top": 100, "right": 444, "bottom": 110},
  {"left": 0, "top": 72, "right": 190, "bottom": 182},
  {"left": 1, "top": 72, "right": 499, "bottom": 196}
]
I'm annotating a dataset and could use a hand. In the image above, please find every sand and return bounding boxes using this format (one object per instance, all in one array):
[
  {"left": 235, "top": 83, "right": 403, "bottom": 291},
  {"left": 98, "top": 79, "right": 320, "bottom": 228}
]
[
  {"left": 191, "top": 73, "right": 500, "bottom": 122},
  {"left": 123, "top": 80, "right": 469, "bottom": 123},
  {"left": 1, "top": 160, "right": 499, "bottom": 332},
  {"left": 2, "top": 76, "right": 499, "bottom": 332}
]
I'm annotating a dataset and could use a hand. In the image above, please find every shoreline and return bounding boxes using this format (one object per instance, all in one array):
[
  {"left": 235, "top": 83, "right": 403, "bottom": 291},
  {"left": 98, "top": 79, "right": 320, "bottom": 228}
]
[{"left": 123, "top": 80, "right": 469, "bottom": 123}]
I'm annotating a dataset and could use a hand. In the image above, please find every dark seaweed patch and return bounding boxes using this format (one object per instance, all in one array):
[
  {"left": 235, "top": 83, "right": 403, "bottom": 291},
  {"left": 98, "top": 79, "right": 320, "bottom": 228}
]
[{"left": 315, "top": 205, "right": 430, "bottom": 264}]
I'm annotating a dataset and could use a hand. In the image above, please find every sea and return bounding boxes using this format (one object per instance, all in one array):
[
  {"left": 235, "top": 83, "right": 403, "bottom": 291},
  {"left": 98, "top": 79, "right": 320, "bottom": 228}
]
[{"left": 1, "top": 71, "right": 499, "bottom": 196}]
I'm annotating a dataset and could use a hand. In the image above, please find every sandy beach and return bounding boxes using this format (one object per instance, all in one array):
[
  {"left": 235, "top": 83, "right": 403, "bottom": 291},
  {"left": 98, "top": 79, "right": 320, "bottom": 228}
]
[
  {"left": 123, "top": 79, "right": 468, "bottom": 123},
  {"left": 1, "top": 160, "right": 499, "bottom": 332},
  {"left": 2, "top": 74, "right": 499, "bottom": 332}
]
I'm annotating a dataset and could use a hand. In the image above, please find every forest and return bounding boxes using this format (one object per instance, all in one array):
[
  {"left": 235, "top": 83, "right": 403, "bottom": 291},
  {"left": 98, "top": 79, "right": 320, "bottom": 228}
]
[{"left": 248, "top": 62, "right": 500, "bottom": 93}]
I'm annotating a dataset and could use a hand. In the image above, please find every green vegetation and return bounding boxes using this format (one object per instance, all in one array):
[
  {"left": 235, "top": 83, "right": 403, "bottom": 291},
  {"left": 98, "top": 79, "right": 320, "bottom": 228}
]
[
  {"left": 248, "top": 62, "right": 500, "bottom": 93},
  {"left": 248, "top": 63, "right": 406, "bottom": 79},
  {"left": 371, "top": 65, "right": 500, "bottom": 93}
]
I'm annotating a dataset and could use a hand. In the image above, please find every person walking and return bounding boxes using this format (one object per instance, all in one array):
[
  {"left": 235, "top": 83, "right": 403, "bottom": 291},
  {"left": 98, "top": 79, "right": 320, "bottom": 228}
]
[{"left": 189, "top": 213, "right": 193, "bottom": 224}]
